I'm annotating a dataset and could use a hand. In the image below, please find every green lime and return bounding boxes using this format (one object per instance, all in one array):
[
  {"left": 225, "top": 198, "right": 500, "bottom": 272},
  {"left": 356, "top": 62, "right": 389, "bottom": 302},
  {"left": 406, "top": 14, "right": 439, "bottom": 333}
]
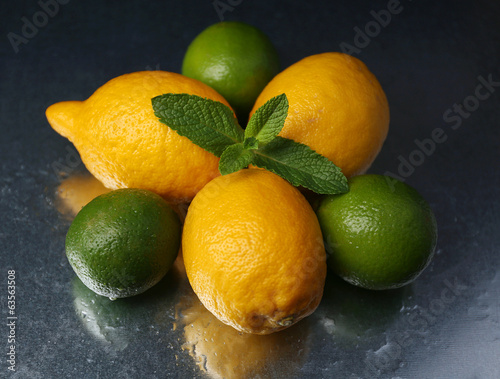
[
  {"left": 66, "top": 188, "right": 181, "bottom": 299},
  {"left": 182, "top": 21, "right": 280, "bottom": 123},
  {"left": 316, "top": 175, "right": 437, "bottom": 290}
]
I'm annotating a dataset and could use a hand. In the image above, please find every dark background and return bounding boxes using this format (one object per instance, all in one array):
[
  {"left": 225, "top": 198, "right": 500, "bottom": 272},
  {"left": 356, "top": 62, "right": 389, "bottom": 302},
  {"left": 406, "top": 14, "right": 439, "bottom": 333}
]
[{"left": 1, "top": 1, "right": 499, "bottom": 378}]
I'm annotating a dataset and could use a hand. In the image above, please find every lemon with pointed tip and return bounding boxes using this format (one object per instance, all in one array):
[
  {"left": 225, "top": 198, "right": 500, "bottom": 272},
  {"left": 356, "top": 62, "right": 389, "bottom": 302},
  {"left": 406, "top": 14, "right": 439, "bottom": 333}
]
[{"left": 46, "top": 71, "right": 233, "bottom": 202}]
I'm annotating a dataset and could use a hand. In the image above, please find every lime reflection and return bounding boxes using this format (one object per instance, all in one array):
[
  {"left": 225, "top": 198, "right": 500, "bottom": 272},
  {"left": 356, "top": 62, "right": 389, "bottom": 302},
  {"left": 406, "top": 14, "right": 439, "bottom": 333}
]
[
  {"left": 315, "top": 274, "right": 413, "bottom": 343},
  {"left": 72, "top": 258, "right": 184, "bottom": 351}
]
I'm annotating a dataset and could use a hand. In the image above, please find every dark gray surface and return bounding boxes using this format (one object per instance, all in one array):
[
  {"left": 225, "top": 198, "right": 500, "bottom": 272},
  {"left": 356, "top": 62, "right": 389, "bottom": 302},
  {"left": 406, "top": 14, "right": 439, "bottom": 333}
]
[{"left": 1, "top": 1, "right": 499, "bottom": 378}]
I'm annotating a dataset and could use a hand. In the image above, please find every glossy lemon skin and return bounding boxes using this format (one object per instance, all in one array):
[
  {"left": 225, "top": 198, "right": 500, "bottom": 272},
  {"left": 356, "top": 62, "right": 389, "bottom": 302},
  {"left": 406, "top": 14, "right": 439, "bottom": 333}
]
[
  {"left": 46, "top": 71, "right": 233, "bottom": 202},
  {"left": 182, "top": 169, "right": 327, "bottom": 334},
  {"left": 251, "top": 52, "right": 390, "bottom": 177}
]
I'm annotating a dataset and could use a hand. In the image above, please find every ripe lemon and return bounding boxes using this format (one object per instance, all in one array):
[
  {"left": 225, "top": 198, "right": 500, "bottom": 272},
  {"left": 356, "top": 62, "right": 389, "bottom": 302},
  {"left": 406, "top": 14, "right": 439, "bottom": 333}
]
[
  {"left": 316, "top": 175, "right": 438, "bottom": 290},
  {"left": 66, "top": 188, "right": 181, "bottom": 299},
  {"left": 46, "top": 71, "right": 233, "bottom": 202},
  {"left": 182, "top": 21, "right": 280, "bottom": 123},
  {"left": 250, "top": 52, "right": 390, "bottom": 177},
  {"left": 182, "top": 168, "right": 326, "bottom": 335}
]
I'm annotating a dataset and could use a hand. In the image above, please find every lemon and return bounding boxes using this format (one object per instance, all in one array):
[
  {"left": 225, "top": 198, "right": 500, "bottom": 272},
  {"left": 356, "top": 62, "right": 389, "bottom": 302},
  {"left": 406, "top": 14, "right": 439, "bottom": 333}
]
[
  {"left": 316, "top": 175, "right": 437, "bottom": 290},
  {"left": 182, "top": 168, "right": 326, "bottom": 334},
  {"left": 182, "top": 21, "right": 280, "bottom": 123},
  {"left": 66, "top": 188, "right": 181, "bottom": 299},
  {"left": 251, "top": 52, "right": 389, "bottom": 178},
  {"left": 46, "top": 71, "right": 232, "bottom": 202}
]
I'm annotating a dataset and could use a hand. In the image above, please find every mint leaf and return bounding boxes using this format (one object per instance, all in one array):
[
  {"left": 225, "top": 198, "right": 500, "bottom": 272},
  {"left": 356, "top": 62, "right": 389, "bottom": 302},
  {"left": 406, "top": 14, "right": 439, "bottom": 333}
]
[
  {"left": 152, "top": 93, "right": 244, "bottom": 157},
  {"left": 243, "top": 137, "right": 259, "bottom": 150},
  {"left": 245, "top": 94, "right": 288, "bottom": 144},
  {"left": 253, "top": 137, "right": 349, "bottom": 194},
  {"left": 151, "top": 92, "right": 349, "bottom": 195},
  {"left": 219, "top": 143, "right": 254, "bottom": 175}
]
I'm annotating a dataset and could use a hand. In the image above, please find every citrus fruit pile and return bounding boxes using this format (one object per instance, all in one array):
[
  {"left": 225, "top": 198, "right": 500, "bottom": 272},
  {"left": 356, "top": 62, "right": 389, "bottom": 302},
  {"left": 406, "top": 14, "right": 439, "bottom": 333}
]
[{"left": 47, "top": 21, "right": 437, "bottom": 335}]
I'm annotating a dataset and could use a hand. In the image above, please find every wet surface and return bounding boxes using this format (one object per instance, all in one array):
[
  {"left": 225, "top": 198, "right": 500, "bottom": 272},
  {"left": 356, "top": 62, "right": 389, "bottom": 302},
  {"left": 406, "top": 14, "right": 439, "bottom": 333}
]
[{"left": 1, "top": 1, "right": 500, "bottom": 378}]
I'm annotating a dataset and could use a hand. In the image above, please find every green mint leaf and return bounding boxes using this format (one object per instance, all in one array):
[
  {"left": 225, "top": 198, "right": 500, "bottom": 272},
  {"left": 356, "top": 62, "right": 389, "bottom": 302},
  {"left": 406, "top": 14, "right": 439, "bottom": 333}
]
[
  {"left": 152, "top": 93, "right": 244, "bottom": 157},
  {"left": 253, "top": 137, "right": 349, "bottom": 194},
  {"left": 219, "top": 143, "right": 254, "bottom": 175},
  {"left": 243, "top": 137, "right": 259, "bottom": 150},
  {"left": 244, "top": 93, "right": 288, "bottom": 144}
]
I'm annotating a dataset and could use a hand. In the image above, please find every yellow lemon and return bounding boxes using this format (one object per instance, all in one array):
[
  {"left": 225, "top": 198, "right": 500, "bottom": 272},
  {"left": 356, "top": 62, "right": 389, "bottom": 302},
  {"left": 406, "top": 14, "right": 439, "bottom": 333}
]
[
  {"left": 46, "top": 71, "right": 233, "bottom": 202},
  {"left": 251, "top": 52, "right": 390, "bottom": 177},
  {"left": 182, "top": 168, "right": 326, "bottom": 334}
]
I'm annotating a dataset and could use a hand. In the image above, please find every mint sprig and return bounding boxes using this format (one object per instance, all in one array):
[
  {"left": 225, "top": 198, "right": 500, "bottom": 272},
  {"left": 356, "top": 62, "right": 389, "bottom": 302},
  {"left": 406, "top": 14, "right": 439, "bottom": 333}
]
[
  {"left": 244, "top": 93, "right": 288, "bottom": 144},
  {"left": 152, "top": 93, "right": 244, "bottom": 157},
  {"left": 219, "top": 143, "right": 254, "bottom": 176},
  {"left": 253, "top": 137, "right": 348, "bottom": 194},
  {"left": 152, "top": 93, "right": 348, "bottom": 195}
]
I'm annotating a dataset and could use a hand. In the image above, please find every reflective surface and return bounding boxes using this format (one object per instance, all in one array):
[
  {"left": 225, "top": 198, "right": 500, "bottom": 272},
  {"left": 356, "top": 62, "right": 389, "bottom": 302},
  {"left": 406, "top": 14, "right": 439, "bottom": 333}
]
[{"left": 1, "top": 1, "right": 499, "bottom": 378}]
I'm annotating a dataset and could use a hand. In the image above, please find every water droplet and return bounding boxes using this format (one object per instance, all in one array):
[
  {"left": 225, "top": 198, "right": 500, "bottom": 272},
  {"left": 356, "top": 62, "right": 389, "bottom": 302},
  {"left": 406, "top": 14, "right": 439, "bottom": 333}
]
[
  {"left": 200, "top": 354, "right": 208, "bottom": 372},
  {"left": 321, "top": 317, "right": 336, "bottom": 334}
]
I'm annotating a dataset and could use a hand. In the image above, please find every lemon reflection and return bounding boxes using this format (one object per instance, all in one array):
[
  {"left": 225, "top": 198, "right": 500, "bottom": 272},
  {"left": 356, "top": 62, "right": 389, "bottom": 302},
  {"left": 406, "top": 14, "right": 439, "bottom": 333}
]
[
  {"left": 55, "top": 173, "right": 111, "bottom": 218},
  {"left": 176, "top": 279, "right": 311, "bottom": 379},
  {"left": 55, "top": 172, "right": 189, "bottom": 222}
]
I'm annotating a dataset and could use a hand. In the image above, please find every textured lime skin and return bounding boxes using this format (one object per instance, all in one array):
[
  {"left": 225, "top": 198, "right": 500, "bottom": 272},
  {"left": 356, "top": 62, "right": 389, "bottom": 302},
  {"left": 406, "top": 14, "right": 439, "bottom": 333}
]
[
  {"left": 316, "top": 175, "right": 437, "bottom": 290},
  {"left": 66, "top": 189, "right": 181, "bottom": 299},
  {"left": 182, "top": 21, "right": 280, "bottom": 121}
]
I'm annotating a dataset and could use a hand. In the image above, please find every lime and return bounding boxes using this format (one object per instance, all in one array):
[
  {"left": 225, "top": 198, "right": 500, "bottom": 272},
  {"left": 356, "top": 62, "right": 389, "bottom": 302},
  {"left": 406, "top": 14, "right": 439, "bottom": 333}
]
[
  {"left": 182, "top": 21, "right": 280, "bottom": 123},
  {"left": 316, "top": 175, "right": 437, "bottom": 290},
  {"left": 66, "top": 188, "right": 181, "bottom": 299}
]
